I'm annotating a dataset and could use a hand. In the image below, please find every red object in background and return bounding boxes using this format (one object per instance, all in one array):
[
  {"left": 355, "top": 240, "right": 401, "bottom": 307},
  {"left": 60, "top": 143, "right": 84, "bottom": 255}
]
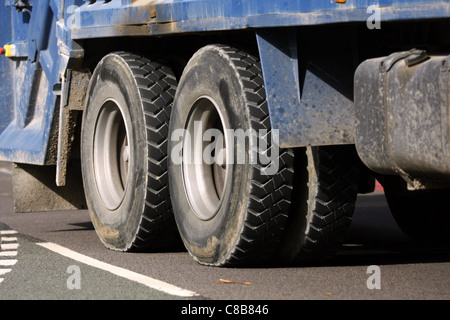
[
  {"left": 375, "top": 181, "right": 384, "bottom": 191},
  {"left": 0, "top": 47, "right": 4, "bottom": 55}
]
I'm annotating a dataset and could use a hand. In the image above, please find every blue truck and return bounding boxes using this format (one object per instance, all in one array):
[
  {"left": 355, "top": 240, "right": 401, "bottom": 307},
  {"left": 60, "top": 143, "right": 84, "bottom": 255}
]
[{"left": 1, "top": 0, "right": 450, "bottom": 266}]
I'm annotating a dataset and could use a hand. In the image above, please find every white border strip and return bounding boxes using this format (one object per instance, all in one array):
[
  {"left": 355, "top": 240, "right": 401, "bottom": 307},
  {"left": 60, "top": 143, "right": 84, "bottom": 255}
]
[
  {"left": 0, "top": 251, "right": 17, "bottom": 257},
  {"left": 0, "top": 260, "right": 17, "bottom": 266},
  {"left": 0, "top": 229, "right": 18, "bottom": 284},
  {"left": 1, "top": 237, "right": 18, "bottom": 242},
  {"left": 37, "top": 242, "right": 199, "bottom": 298},
  {"left": 1, "top": 243, "right": 18, "bottom": 250},
  {"left": 0, "top": 230, "right": 17, "bottom": 235},
  {"left": 0, "top": 269, "right": 12, "bottom": 276}
]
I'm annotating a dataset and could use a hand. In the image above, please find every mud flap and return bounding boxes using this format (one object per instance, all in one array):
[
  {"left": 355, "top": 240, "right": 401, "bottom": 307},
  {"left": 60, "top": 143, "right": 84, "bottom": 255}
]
[{"left": 12, "top": 162, "right": 86, "bottom": 213}]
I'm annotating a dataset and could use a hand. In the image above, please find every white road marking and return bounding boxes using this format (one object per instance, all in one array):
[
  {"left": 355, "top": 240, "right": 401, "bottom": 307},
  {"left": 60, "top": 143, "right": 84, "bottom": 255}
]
[
  {"left": 1, "top": 237, "right": 17, "bottom": 242},
  {"left": 0, "top": 269, "right": 12, "bottom": 276},
  {"left": 1, "top": 243, "right": 18, "bottom": 250},
  {"left": 0, "top": 230, "right": 17, "bottom": 235},
  {"left": 0, "top": 251, "right": 17, "bottom": 257},
  {"left": 0, "top": 260, "right": 17, "bottom": 266},
  {"left": 38, "top": 242, "right": 199, "bottom": 298},
  {"left": 0, "top": 229, "right": 19, "bottom": 284}
]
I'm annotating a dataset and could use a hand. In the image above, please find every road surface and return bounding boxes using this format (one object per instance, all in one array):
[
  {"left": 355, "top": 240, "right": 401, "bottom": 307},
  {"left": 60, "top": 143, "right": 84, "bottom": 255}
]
[{"left": 1, "top": 161, "right": 449, "bottom": 304}]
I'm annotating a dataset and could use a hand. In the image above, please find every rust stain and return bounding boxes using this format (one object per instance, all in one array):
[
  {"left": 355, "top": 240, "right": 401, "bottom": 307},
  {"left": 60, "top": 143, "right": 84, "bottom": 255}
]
[
  {"left": 129, "top": 0, "right": 166, "bottom": 18},
  {"left": 129, "top": 0, "right": 167, "bottom": 5}
]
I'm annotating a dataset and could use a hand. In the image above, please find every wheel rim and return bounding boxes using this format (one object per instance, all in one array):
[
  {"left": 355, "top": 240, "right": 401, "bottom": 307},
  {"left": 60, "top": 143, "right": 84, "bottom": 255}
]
[
  {"left": 93, "top": 99, "right": 130, "bottom": 211},
  {"left": 182, "top": 96, "right": 229, "bottom": 221}
]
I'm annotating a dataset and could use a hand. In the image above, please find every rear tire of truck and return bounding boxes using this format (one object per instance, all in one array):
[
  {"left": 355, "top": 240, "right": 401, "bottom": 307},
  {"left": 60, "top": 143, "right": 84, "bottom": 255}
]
[
  {"left": 381, "top": 176, "right": 450, "bottom": 244},
  {"left": 168, "top": 45, "right": 295, "bottom": 266},
  {"left": 275, "top": 146, "right": 359, "bottom": 263},
  {"left": 81, "top": 52, "right": 178, "bottom": 251}
]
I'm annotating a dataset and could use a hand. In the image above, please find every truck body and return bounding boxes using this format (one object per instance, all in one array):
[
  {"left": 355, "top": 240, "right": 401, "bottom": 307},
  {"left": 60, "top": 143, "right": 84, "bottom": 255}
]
[{"left": 1, "top": 0, "right": 450, "bottom": 266}]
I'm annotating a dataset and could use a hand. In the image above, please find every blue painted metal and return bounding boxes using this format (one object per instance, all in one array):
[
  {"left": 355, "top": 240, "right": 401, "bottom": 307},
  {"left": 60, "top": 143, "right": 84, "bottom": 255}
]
[
  {"left": 0, "top": 0, "right": 78, "bottom": 165},
  {"left": 256, "top": 29, "right": 355, "bottom": 148},
  {"left": 0, "top": 4, "right": 13, "bottom": 136},
  {"left": 70, "top": 0, "right": 450, "bottom": 39},
  {"left": 0, "top": 0, "right": 449, "bottom": 164}
]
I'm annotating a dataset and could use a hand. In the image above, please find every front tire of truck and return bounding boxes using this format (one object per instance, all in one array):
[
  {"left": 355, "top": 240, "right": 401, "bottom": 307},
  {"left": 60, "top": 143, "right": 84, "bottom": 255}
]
[
  {"left": 168, "top": 45, "right": 295, "bottom": 266},
  {"left": 81, "top": 52, "right": 178, "bottom": 251}
]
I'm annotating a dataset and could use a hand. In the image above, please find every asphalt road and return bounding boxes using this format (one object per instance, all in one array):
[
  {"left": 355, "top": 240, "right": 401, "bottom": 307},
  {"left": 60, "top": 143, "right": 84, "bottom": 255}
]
[{"left": 1, "top": 161, "right": 450, "bottom": 303}]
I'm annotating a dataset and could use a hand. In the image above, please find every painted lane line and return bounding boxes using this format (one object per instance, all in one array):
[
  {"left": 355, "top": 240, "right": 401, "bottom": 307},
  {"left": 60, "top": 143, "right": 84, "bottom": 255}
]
[
  {"left": 0, "top": 230, "right": 17, "bottom": 235},
  {"left": 0, "top": 269, "right": 12, "bottom": 276},
  {"left": 0, "top": 260, "right": 17, "bottom": 266},
  {"left": 1, "top": 243, "right": 18, "bottom": 250},
  {"left": 37, "top": 242, "right": 199, "bottom": 298},
  {"left": 0, "top": 230, "right": 19, "bottom": 284},
  {"left": 1, "top": 237, "right": 17, "bottom": 242},
  {"left": 0, "top": 251, "right": 17, "bottom": 257}
]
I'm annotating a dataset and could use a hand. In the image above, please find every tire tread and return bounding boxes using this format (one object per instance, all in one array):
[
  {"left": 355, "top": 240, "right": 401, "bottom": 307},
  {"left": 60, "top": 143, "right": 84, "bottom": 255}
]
[
  {"left": 215, "top": 46, "right": 295, "bottom": 266},
  {"left": 115, "top": 52, "right": 178, "bottom": 251},
  {"left": 301, "top": 146, "right": 358, "bottom": 256}
]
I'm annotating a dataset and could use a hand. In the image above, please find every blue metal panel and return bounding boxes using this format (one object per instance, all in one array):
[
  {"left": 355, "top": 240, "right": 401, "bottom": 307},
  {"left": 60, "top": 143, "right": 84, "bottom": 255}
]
[
  {"left": 0, "top": 0, "right": 71, "bottom": 165},
  {"left": 0, "top": 4, "right": 13, "bottom": 135},
  {"left": 70, "top": 0, "right": 450, "bottom": 39},
  {"left": 256, "top": 29, "right": 355, "bottom": 148}
]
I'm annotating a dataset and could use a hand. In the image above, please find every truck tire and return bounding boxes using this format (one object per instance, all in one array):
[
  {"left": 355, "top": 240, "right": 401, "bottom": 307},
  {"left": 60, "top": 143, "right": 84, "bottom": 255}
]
[
  {"left": 381, "top": 176, "right": 450, "bottom": 244},
  {"left": 168, "top": 45, "right": 295, "bottom": 266},
  {"left": 81, "top": 52, "right": 178, "bottom": 251},
  {"left": 275, "top": 146, "right": 359, "bottom": 263}
]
